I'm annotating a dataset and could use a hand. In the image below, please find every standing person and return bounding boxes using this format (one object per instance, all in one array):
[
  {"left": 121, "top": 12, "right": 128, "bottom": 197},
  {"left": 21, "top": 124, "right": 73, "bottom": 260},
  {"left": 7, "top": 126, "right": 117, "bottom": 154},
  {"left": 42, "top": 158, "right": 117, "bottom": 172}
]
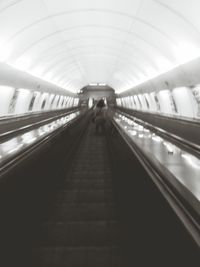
[{"left": 94, "top": 99, "right": 107, "bottom": 134}]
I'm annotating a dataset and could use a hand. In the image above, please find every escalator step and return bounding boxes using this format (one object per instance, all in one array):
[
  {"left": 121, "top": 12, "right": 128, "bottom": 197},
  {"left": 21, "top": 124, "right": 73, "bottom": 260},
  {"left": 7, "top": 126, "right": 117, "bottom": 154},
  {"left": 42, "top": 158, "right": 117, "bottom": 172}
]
[
  {"left": 32, "top": 246, "right": 122, "bottom": 267},
  {"left": 63, "top": 179, "right": 113, "bottom": 190},
  {"left": 37, "top": 221, "right": 119, "bottom": 246},
  {"left": 46, "top": 203, "right": 117, "bottom": 221},
  {"left": 53, "top": 189, "right": 114, "bottom": 203},
  {"left": 32, "top": 122, "right": 121, "bottom": 266}
]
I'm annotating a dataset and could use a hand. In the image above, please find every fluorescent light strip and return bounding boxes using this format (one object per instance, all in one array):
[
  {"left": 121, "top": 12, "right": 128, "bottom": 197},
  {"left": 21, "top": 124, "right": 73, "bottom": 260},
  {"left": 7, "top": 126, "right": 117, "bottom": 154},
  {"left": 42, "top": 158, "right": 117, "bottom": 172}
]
[{"left": 181, "top": 153, "right": 200, "bottom": 169}]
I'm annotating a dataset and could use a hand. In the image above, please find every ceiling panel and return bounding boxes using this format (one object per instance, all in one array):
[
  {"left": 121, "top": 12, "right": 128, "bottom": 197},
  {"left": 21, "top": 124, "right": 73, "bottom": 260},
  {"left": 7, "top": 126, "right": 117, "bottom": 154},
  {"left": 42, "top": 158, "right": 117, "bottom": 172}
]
[{"left": 0, "top": 0, "right": 200, "bottom": 93}]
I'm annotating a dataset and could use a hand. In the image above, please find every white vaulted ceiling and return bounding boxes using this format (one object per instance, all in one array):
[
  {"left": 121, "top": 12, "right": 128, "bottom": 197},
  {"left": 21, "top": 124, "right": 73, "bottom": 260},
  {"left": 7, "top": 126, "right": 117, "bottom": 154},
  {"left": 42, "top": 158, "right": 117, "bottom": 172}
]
[{"left": 1, "top": 0, "right": 200, "bottom": 93}]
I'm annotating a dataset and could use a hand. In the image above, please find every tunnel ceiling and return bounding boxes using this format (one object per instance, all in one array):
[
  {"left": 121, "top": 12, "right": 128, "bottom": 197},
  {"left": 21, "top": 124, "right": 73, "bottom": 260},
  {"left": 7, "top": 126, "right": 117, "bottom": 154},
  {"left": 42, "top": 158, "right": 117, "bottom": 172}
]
[{"left": 1, "top": 0, "right": 200, "bottom": 93}]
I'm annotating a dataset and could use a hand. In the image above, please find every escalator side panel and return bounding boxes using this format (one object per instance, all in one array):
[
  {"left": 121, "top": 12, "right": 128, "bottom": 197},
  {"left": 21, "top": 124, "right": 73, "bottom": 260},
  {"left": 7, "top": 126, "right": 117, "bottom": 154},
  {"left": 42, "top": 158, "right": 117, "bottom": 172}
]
[{"left": 107, "top": 124, "right": 200, "bottom": 266}]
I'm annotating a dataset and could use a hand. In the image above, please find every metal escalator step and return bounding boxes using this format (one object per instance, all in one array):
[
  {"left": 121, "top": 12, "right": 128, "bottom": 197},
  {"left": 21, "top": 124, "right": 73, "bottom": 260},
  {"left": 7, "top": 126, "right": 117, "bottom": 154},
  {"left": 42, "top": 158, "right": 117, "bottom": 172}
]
[
  {"left": 37, "top": 221, "right": 119, "bottom": 246},
  {"left": 63, "top": 179, "right": 113, "bottom": 190},
  {"left": 53, "top": 189, "right": 114, "bottom": 203},
  {"left": 65, "top": 172, "right": 112, "bottom": 179},
  {"left": 32, "top": 123, "right": 122, "bottom": 265},
  {"left": 46, "top": 203, "right": 117, "bottom": 221},
  {"left": 32, "top": 246, "right": 122, "bottom": 267}
]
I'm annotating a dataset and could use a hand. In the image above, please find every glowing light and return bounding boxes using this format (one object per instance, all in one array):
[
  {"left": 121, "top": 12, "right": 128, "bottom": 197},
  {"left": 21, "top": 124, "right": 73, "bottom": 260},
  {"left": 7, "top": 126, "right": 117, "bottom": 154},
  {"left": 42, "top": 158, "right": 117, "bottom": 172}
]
[
  {"left": 32, "top": 66, "right": 44, "bottom": 77},
  {"left": 13, "top": 56, "right": 31, "bottom": 71},
  {"left": 152, "top": 135, "right": 163, "bottom": 143},
  {"left": 156, "top": 58, "right": 172, "bottom": 72},
  {"left": 146, "top": 67, "right": 157, "bottom": 77},
  {"left": 21, "top": 132, "right": 37, "bottom": 144},
  {"left": 118, "top": 42, "right": 200, "bottom": 94},
  {"left": 129, "top": 130, "right": 137, "bottom": 136},
  {"left": 181, "top": 153, "right": 200, "bottom": 169},
  {"left": 174, "top": 42, "right": 200, "bottom": 63},
  {"left": 7, "top": 144, "right": 23, "bottom": 154},
  {"left": 88, "top": 98, "right": 94, "bottom": 108},
  {"left": 163, "top": 141, "right": 175, "bottom": 154},
  {"left": 137, "top": 125, "right": 144, "bottom": 131},
  {"left": 0, "top": 39, "right": 12, "bottom": 62}
]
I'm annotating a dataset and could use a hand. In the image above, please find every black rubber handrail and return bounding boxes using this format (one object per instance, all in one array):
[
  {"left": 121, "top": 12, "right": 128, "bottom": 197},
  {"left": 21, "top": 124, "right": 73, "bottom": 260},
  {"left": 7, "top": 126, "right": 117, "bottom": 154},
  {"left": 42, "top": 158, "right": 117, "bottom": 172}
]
[
  {"left": 118, "top": 106, "right": 200, "bottom": 126},
  {"left": 0, "top": 107, "right": 81, "bottom": 142},
  {"left": 0, "top": 107, "right": 77, "bottom": 123},
  {"left": 0, "top": 109, "right": 86, "bottom": 178},
  {"left": 115, "top": 108, "right": 200, "bottom": 159}
]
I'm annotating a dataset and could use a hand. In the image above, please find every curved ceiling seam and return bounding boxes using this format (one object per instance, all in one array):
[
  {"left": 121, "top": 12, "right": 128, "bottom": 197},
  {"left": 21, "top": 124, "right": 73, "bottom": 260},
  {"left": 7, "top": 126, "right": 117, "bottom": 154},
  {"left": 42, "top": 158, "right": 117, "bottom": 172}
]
[
  {"left": 49, "top": 60, "right": 139, "bottom": 83},
  {"left": 42, "top": 58, "right": 78, "bottom": 75},
  {"left": 42, "top": 57, "right": 116, "bottom": 77},
  {"left": 40, "top": 1, "right": 87, "bottom": 84},
  {"left": 53, "top": 39, "right": 88, "bottom": 85},
  {"left": 0, "top": 0, "right": 23, "bottom": 14},
  {"left": 42, "top": 9, "right": 88, "bottom": 84},
  {"left": 46, "top": 65, "right": 82, "bottom": 82},
  {"left": 3, "top": 9, "right": 180, "bottom": 52},
  {"left": 1, "top": 3, "right": 199, "bottom": 48},
  {"left": 47, "top": 61, "right": 148, "bottom": 83},
  {"left": 46, "top": 58, "right": 144, "bottom": 86},
  {"left": 108, "top": 71, "right": 137, "bottom": 85},
  {"left": 56, "top": 73, "right": 88, "bottom": 86},
  {"left": 54, "top": 41, "right": 87, "bottom": 85},
  {"left": 1, "top": 2, "right": 198, "bottom": 91},
  {"left": 31, "top": 62, "right": 83, "bottom": 90},
  {"left": 47, "top": 62, "right": 141, "bottom": 84},
  {"left": 45, "top": 49, "right": 153, "bottom": 73},
  {"left": 8, "top": 25, "right": 173, "bottom": 63},
  {"left": 106, "top": 0, "right": 150, "bottom": 87},
  {"left": 31, "top": 36, "right": 158, "bottom": 69},
  {"left": 37, "top": 50, "right": 149, "bottom": 78},
  {"left": 55, "top": 69, "right": 82, "bottom": 81},
  {"left": 43, "top": 58, "right": 141, "bottom": 80},
  {"left": 153, "top": 0, "right": 200, "bottom": 36},
  {"left": 43, "top": 61, "right": 144, "bottom": 86},
  {"left": 100, "top": 0, "right": 143, "bottom": 86},
  {"left": 32, "top": 44, "right": 154, "bottom": 71},
  {"left": 109, "top": 76, "right": 132, "bottom": 87}
]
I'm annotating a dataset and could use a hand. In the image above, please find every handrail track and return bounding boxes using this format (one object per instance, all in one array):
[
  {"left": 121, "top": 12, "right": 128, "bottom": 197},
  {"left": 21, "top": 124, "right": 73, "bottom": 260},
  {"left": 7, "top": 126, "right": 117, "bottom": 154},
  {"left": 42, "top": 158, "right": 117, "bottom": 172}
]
[
  {"left": 111, "top": 117, "right": 200, "bottom": 248},
  {"left": 0, "top": 107, "right": 81, "bottom": 142},
  {"left": 116, "top": 108, "right": 200, "bottom": 159},
  {"left": 0, "top": 109, "right": 86, "bottom": 178}
]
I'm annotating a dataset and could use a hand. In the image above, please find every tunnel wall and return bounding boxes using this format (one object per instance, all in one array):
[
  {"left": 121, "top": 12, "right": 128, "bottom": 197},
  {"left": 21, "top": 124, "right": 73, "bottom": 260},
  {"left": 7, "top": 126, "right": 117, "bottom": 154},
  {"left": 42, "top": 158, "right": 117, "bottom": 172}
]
[
  {"left": 0, "top": 63, "right": 80, "bottom": 117},
  {"left": 117, "top": 57, "right": 200, "bottom": 120}
]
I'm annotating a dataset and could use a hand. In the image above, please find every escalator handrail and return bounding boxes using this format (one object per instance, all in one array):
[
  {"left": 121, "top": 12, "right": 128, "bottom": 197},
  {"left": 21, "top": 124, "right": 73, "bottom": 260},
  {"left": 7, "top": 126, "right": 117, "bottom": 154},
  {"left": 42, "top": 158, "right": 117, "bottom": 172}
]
[
  {"left": 0, "top": 109, "right": 86, "bottom": 178},
  {"left": 0, "top": 107, "right": 77, "bottom": 123},
  {"left": 116, "top": 109, "right": 200, "bottom": 159},
  {"left": 0, "top": 107, "right": 81, "bottom": 142},
  {"left": 111, "top": 117, "right": 200, "bottom": 248},
  {"left": 118, "top": 106, "right": 200, "bottom": 126}
]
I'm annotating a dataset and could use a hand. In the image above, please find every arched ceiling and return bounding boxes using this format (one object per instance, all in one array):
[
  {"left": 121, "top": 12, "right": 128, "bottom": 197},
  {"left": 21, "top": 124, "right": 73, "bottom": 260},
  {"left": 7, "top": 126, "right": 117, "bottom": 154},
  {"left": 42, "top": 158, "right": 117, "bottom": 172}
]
[{"left": 0, "top": 0, "right": 200, "bottom": 93}]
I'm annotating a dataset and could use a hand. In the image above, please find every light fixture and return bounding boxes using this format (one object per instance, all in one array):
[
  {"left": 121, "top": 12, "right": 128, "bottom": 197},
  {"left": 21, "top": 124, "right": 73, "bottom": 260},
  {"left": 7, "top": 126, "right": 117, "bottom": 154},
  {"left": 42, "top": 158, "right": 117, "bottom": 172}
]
[
  {"left": 0, "top": 39, "right": 12, "bottom": 62},
  {"left": 12, "top": 56, "right": 31, "bottom": 71},
  {"left": 181, "top": 153, "right": 200, "bottom": 169},
  {"left": 89, "top": 83, "right": 98, "bottom": 86}
]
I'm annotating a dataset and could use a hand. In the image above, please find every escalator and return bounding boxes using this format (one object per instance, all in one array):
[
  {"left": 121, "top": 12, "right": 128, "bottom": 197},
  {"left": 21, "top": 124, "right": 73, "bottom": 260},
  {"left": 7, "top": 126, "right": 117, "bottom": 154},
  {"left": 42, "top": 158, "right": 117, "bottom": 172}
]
[
  {"left": 0, "top": 113, "right": 199, "bottom": 266},
  {"left": 32, "top": 121, "right": 122, "bottom": 266},
  {"left": 31, "top": 118, "right": 199, "bottom": 266}
]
